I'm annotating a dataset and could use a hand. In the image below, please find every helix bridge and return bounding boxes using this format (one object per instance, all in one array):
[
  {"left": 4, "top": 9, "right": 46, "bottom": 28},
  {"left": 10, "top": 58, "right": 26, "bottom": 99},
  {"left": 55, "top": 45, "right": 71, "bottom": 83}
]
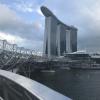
[
  {"left": 0, "top": 39, "right": 34, "bottom": 74},
  {"left": 0, "top": 39, "right": 71, "bottom": 100},
  {"left": 0, "top": 39, "right": 49, "bottom": 75}
]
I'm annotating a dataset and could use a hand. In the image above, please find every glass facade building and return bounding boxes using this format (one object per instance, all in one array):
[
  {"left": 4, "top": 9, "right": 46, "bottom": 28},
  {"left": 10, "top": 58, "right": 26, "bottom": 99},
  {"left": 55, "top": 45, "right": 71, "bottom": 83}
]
[{"left": 41, "top": 6, "right": 77, "bottom": 57}]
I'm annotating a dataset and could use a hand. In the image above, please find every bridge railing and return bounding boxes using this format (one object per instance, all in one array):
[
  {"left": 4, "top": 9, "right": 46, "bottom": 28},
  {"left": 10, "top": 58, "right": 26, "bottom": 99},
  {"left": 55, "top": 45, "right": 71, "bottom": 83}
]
[{"left": 0, "top": 70, "right": 71, "bottom": 100}]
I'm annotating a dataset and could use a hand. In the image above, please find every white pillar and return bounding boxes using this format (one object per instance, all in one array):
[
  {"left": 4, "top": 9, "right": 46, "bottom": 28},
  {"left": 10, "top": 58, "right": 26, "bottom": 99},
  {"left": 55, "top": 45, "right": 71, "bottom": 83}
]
[
  {"left": 66, "top": 30, "right": 71, "bottom": 53},
  {"left": 57, "top": 24, "right": 61, "bottom": 56}
]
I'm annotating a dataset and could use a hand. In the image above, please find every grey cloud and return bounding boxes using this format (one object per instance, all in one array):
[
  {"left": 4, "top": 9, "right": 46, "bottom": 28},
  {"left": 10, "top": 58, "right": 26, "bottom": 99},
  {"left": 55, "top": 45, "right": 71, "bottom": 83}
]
[
  {"left": 43, "top": 0, "right": 100, "bottom": 52},
  {"left": 0, "top": 3, "right": 43, "bottom": 51},
  {"left": 0, "top": 0, "right": 41, "bottom": 13},
  {"left": 1, "top": 0, "right": 100, "bottom": 52},
  {"left": 0, "top": 4, "right": 43, "bottom": 41},
  {"left": 19, "top": 39, "right": 43, "bottom": 52}
]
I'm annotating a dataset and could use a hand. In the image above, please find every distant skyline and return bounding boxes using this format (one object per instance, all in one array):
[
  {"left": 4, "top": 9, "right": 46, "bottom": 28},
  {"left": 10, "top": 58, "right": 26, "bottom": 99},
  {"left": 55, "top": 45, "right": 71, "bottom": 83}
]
[{"left": 0, "top": 0, "right": 100, "bottom": 52}]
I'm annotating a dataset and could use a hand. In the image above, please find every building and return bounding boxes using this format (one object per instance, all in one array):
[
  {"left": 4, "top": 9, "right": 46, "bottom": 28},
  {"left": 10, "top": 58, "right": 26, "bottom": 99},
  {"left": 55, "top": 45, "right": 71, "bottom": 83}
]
[
  {"left": 64, "top": 51, "right": 91, "bottom": 60},
  {"left": 41, "top": 6, "right": 77, "bottom": 57}
]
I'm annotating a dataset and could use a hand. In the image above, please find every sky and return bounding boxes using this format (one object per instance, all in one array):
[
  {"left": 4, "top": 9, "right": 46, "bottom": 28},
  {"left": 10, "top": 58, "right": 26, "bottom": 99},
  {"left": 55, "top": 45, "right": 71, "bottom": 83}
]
[{"left": 0, "top": 0, "right": 100, "bottom": 52}]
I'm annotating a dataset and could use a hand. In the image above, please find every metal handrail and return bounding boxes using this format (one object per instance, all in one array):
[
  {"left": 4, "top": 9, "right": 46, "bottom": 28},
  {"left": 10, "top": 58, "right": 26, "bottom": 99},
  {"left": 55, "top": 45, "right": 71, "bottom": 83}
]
[{"left": 0, "top": 70, "right": 71, "bottom": 100}]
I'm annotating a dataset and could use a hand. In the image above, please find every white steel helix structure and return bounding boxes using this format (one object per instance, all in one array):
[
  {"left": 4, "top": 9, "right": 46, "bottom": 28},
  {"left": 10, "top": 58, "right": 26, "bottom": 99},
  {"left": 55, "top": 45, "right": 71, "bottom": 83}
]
[{"left": 0, "top": 39, "right": 35, "bottom": 71}]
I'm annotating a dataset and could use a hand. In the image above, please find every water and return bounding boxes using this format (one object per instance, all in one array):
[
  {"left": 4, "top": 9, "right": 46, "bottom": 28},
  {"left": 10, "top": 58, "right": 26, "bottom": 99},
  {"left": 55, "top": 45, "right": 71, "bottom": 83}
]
[{"left": 31, "top": 69, "right": 100, "bottom": 100}]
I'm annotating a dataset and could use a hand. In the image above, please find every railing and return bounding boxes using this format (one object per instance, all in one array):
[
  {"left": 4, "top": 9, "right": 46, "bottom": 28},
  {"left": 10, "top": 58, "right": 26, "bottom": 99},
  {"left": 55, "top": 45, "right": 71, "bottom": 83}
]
[{"left": 0, "top": 70, "right": 71, "bottom": 100}]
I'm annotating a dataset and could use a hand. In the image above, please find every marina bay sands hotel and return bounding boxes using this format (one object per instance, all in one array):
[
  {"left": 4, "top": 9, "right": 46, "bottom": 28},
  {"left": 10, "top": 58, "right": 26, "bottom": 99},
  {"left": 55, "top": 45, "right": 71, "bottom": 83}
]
[{"left": 41, "top": 6, "right": 77, "bottom": 57}]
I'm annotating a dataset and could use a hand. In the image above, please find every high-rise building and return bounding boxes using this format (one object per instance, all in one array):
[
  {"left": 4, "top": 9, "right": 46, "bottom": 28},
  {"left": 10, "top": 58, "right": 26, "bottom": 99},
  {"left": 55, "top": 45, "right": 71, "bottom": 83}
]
[{"left": 41, "top": 6, "right": 77, "bottom": 57}]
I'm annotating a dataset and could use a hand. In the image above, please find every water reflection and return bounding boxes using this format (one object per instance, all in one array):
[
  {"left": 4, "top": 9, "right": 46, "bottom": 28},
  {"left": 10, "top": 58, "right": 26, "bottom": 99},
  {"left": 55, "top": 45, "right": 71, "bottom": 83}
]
[{"left": 31, "top": 69, "right": 100, "bottom": 100}]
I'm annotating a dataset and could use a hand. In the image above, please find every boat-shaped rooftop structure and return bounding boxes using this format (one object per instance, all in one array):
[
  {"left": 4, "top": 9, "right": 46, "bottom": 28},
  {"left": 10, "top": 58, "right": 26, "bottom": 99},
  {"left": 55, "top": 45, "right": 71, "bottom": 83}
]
[{"left": 41, "top": 6, "right": 78, "bottom": 57}]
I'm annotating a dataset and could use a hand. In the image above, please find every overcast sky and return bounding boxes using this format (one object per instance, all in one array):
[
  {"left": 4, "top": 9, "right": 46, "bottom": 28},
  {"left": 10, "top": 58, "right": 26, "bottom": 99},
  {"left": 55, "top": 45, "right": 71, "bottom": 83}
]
[{"left": 0, "top": 0, "right": 100, "bottom": 52}]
